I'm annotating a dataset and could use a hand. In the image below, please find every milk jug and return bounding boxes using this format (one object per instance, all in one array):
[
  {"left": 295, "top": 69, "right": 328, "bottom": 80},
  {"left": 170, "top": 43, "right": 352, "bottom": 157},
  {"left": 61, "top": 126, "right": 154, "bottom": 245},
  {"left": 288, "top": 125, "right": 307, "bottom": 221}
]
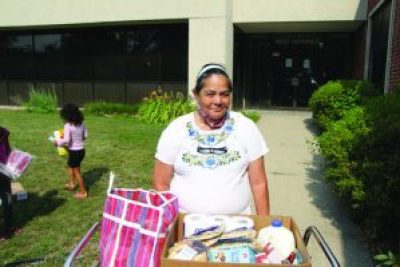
[{"left": 256, "top": 219, "right": 295, "bottom": 261}]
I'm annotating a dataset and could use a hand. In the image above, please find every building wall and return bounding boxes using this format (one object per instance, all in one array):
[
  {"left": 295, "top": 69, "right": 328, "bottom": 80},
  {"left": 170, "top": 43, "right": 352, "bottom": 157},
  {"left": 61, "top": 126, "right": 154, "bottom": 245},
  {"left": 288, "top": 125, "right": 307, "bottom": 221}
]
[
  {"left": 367, "top": 0, "right": 400, "bottom": 92},
  {"left": 389, "top": 1, "right": 400, "bottom": 91},
  {"left": 0, "top": 0, "right": 225, "bottom": 28},
  {"left": 233, "top": 0, "right": 367, "bottom": 22},
  {"left": 0, "top": 0, "right": 367, "bottom": 27}
]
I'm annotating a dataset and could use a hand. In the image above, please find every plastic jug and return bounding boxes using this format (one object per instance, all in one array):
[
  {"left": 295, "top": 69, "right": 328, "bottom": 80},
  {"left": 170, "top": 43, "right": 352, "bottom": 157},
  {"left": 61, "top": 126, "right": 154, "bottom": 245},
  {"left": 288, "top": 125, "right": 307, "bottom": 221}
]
[{"left": 256, "top": 219, "right": 295, "bottom": 261}]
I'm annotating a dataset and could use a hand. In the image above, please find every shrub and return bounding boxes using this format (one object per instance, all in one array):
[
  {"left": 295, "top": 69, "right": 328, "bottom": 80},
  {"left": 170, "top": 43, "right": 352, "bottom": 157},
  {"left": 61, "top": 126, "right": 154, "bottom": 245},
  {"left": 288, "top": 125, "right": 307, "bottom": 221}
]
[
  {"left": 23, "top": 88, "right": 58, "bottom": 113},
  {"left": 374, "top": 251, "right": 400, "bottom": 267},
  {"left": 83, "top": 102, "right": 139, "bottom": 116},
  {"left": 311, "top": 82, "right": 400, "bottom": 251},
  {"left": 309, "top": 80, "right": 378, "bottom": 131},
  {"left": 339, "top": 79, "right": 380, "bottom": 99},
  {"left": 355, "top": 93, "right": 400, "bottom": 249},
  {"left": 138, "top": 88, "right": 195, "bottom": 124},
  {"left": 240, "top": 110, "right": 261, "bottom": 122},
  {"left": 317, "top": 107, "right": 369, "bottom": 203}
]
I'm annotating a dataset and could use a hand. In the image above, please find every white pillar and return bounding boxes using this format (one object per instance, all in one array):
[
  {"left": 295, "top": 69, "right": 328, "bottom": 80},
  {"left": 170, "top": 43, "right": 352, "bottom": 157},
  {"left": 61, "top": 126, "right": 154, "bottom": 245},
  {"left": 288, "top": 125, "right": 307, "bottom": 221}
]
[{"left": 188, "top": 0, "right": 233, "bottom": 95}]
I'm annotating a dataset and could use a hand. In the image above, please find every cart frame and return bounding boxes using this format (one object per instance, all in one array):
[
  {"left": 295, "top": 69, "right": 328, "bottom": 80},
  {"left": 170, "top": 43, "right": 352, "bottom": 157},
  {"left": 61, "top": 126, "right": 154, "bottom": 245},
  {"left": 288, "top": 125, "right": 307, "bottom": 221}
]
[{"left": 64, "top": 222, "right": 340, "bottom": 267}]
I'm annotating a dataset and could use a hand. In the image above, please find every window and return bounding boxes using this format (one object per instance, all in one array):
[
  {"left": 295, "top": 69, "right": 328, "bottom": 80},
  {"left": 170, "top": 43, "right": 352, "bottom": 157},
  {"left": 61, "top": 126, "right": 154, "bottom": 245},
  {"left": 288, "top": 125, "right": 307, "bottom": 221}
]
[
  {"left": 160, "top": 25, "right": 188, "bottom": 81},
  {"left": 62, "top": 31, "right": 93, "bottom": 80},
  {"left": 93, "top": 30, "right": 125, "bottom": 80},
  {"left": 369, "top": 1, "right": 392, "bottom": 91},
  {"left": 34, "top": 33, "right": 63, "bottom": 80},
  {"left": 126, "top": 29, "right": 160, "bottom": 81},
  {"left": 7, "top": 34, "right": 34, "bottom": 79}
]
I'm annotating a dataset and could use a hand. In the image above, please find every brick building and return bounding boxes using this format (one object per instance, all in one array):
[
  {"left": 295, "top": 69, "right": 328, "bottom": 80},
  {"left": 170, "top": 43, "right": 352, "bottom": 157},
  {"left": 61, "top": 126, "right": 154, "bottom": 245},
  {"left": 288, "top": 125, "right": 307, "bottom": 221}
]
[{"left": 365, "top": 0, "right": 399, "bottom": 92}]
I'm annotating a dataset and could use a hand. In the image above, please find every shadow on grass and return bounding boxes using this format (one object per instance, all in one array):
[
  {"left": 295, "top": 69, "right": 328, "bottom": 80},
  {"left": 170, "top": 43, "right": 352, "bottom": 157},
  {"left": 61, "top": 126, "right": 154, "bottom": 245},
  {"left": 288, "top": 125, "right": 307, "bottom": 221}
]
[
  {"left": 83, "top": 167, "right": 109, "bottom": 189},
  {"left": 11, "top": 190, "right": 66, "bottom": 232}
]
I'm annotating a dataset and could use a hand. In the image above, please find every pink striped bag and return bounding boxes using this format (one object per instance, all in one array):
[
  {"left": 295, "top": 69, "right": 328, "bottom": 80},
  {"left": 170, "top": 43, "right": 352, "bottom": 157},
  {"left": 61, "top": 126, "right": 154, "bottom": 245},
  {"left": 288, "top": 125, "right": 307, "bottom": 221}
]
[
  {"left": 0, "top": 149, "right": 33, "bottom": 179},
  {"left": 100, "top": 172, "right": 179, "bottom": 267}
]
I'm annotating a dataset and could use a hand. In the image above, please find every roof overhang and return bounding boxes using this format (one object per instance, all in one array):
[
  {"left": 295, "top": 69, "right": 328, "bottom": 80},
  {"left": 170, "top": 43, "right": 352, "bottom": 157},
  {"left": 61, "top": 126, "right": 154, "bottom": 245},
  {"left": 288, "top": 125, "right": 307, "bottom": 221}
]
[{"left": 235, "top": 21, "right": 364, "bottom": 33}]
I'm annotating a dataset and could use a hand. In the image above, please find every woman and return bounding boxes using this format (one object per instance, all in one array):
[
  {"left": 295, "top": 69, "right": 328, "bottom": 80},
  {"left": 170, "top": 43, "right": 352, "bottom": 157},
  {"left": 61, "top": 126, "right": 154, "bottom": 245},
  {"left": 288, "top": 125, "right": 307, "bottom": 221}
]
[{"left": 153, "top": 63, "right": 270, "bottom": 215}]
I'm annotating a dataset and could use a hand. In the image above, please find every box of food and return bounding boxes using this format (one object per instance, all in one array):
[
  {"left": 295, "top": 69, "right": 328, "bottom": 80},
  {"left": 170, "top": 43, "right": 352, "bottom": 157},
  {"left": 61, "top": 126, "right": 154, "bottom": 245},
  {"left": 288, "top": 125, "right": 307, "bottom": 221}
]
[{"left": 161, "top": 213, "right": 311, "bottom": 267}]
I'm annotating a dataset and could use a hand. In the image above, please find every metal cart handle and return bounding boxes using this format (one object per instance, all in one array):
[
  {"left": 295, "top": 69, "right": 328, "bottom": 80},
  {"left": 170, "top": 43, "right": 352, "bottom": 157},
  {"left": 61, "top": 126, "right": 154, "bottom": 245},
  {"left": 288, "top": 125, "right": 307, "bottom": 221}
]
[
  {"left": 303, "top": 225, "right": 341, "bottom": 267},
  {"left": 65, "top": 223, "right": 340, "bottom": 267},
  {"left": 64, "top": 222, "right": 100, "bottom": 267}
]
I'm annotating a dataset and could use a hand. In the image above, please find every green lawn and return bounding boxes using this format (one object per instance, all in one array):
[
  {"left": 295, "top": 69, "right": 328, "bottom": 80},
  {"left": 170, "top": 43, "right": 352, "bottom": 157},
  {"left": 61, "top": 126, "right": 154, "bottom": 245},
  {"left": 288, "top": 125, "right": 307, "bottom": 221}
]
[{"left": 0, "top": 110, "right": 164, "bottom": 265}]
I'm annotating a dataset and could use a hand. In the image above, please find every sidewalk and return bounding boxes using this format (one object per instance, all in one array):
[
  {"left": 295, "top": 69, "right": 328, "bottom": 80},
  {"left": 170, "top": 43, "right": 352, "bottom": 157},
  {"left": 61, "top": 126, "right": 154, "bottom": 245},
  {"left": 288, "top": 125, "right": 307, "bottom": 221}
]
[{"left": 257, "top": 110, "right": 373, "bottom": 267}]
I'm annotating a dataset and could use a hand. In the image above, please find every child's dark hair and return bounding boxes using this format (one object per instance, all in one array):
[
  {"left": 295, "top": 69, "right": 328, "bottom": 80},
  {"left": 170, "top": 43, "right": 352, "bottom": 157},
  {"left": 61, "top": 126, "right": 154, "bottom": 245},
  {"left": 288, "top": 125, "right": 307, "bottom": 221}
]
[
  {"left": 194, "top": 63, "right": 233, "bottom": 94},
  {"left": 0, "top": 127, "right": 7, "bottom": 139},
  {"left": 60, "top": 103, "right": 84, "bottom": 125}
]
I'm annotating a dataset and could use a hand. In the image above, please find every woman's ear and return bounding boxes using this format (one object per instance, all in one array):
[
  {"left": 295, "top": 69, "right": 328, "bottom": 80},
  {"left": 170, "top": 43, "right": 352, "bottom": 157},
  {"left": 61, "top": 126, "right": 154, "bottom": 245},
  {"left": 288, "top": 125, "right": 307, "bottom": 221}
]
[{"left": 192, "top": 89, "right": 199, "bottom": 100}]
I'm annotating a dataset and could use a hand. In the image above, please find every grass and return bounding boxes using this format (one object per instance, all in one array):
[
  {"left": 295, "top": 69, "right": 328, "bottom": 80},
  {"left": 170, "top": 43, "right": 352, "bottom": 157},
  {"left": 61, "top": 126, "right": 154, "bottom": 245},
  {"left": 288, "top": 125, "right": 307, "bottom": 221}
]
[{"left": 0, "top": 110, "right": 165, "bottom": 266}]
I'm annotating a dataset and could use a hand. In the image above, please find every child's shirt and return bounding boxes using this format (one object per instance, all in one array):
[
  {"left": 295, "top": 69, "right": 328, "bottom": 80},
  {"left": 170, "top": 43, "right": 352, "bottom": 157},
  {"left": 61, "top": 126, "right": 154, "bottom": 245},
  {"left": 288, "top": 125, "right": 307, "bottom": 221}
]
[
  {"left": 0, "top": 128, "right": 10, "bottom": 164},
  {"left": 57, "top": 123, "right": 88, "bottom": 151}
]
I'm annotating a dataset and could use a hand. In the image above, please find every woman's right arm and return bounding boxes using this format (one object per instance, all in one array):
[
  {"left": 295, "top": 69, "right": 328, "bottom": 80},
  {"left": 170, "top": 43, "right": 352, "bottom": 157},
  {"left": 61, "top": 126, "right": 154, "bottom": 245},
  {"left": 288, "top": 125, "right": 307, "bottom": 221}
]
[{"left": 152, "top": 159, "right": 174, "bottom": 191}]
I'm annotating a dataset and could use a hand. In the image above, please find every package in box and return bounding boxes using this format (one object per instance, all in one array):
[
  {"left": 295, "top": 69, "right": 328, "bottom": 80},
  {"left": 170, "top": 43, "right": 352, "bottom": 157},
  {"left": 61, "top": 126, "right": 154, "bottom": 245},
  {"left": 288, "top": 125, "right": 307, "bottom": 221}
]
[{"left": 161, "top": 213, "right": 311, "bottom": 267}]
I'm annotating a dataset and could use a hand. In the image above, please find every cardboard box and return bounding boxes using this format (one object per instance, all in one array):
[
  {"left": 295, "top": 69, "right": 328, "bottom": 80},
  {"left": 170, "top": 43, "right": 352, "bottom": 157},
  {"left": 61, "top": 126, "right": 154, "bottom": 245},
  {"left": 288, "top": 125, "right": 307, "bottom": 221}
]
[
  {"left": 161, "top": 213, "right": 311, "bottom": 267},
  {"left": 12, "top": 182, "right": 28, "bottom": 201}
]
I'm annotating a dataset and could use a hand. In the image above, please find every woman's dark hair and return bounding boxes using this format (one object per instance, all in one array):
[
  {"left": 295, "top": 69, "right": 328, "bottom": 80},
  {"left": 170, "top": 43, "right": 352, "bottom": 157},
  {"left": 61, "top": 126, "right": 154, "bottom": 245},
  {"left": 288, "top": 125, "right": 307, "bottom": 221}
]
[
  {"left": 194, "top": 63, "right": 233, "bottom": 94},
  {"left": 60, "top": 103, "right": 84, "bottom": 125}
]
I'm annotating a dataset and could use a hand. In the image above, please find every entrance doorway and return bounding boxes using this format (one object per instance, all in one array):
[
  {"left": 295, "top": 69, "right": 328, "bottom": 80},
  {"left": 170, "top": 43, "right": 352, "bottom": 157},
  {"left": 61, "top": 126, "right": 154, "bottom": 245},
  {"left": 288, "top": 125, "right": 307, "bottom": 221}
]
[{"left": 233, "top": 33, "right": 353, "bottom": 108}]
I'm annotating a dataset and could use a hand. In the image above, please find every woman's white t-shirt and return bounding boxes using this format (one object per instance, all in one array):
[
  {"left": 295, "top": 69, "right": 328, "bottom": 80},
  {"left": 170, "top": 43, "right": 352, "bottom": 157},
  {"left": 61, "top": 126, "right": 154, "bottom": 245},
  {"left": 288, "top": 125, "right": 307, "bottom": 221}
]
[{"left": 155, "top": 111, "right": 268, "bottom": 215}]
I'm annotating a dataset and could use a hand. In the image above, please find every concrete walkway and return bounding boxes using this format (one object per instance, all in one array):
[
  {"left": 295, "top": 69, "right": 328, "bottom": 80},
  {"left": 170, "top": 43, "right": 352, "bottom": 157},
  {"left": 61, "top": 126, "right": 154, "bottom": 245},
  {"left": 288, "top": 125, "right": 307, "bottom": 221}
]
[{"left": 257, "top": 110, "right": 373, "bottom": 267}]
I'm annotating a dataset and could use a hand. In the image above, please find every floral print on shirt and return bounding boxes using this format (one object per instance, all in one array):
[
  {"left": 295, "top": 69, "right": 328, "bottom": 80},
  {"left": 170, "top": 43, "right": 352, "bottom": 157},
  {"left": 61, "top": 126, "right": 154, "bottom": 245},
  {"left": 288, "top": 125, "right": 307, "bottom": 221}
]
[{"left": 182, "top": 115, "right": 241, "bottom": 169}]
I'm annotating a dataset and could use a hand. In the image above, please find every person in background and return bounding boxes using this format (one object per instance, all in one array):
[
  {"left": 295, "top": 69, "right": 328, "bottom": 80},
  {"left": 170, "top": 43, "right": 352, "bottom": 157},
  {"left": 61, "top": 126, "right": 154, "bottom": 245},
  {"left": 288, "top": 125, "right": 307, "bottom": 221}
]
[
  {"left": 152, "top": 63, "right": 270, "bottom": 215},
  {"left": 0, "top": 126, "right": 14, "bottom": 237},
  {"left": 54, "top": 104, "right": 88, "bottom": 200}
]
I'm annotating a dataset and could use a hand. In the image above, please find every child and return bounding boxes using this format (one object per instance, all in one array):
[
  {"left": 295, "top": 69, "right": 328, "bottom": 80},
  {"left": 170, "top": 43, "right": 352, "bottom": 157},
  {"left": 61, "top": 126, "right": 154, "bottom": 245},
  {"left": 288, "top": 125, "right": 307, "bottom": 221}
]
[
  {"left": 55, "top": 104, "right": 88, "bottom": 200},
  {"left": 0, "top": 126, "right": 13, "bottom": 236}
]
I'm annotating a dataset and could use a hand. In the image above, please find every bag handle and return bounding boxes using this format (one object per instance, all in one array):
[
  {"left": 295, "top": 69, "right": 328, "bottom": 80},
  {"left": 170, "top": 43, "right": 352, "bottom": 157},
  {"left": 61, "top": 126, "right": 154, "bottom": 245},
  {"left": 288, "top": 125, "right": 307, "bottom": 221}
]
[
  {"left": 107, "top": 172, "right": 115, "bottom": 194},
  {"left": 108, "top": 172, "right": 169, "bottom": 206},
  {"left": 146, "top": 189, "right": 168, "bottom": 207}
]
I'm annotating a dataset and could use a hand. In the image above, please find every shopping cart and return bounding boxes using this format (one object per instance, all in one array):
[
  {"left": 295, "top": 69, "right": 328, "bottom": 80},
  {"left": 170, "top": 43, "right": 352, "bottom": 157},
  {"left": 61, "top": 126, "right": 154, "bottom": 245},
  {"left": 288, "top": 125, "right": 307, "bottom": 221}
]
[{"left": 64, "top": 221, "right": 340, "bottom": 267}]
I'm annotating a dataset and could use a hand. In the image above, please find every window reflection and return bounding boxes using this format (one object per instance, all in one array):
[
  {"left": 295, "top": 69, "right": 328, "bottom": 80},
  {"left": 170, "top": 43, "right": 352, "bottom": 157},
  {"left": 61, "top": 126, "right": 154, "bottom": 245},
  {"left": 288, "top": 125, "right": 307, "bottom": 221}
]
[
  {"left": 0, "top": 24, "right": 188, "bottom": 88},
  {"left": 127, "top": 30, "right": 159, "bottom": 53},
  {"left": 35, "top": 34, "right": 62, "bottom": 53},
  {"left": 7, "top": 35, "right": 32, "bottom": 54}
]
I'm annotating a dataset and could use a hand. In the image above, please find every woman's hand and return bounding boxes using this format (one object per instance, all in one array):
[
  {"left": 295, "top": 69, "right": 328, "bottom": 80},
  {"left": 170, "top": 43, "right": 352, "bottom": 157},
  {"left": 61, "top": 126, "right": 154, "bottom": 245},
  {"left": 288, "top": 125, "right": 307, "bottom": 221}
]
[
  {"left": 152, "top": 160, "right": 174, "bottom": 191},
  {"left": 248, "top": 156, "right": 270, "bottom": 215}
]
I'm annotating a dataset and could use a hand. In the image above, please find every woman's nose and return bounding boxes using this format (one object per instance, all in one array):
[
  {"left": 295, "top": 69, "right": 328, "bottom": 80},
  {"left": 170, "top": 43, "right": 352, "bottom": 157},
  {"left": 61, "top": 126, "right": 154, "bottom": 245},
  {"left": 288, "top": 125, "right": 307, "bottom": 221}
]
[{"left": 214, "top": 95, "right": 222, "bottom": 104}]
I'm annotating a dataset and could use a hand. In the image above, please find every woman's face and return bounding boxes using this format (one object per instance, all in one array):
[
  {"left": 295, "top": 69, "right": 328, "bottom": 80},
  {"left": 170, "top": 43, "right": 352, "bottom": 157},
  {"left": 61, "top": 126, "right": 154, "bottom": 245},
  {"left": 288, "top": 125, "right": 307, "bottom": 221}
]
[{"left": 195, "top": 74, "right": 231, "bottom": 120}]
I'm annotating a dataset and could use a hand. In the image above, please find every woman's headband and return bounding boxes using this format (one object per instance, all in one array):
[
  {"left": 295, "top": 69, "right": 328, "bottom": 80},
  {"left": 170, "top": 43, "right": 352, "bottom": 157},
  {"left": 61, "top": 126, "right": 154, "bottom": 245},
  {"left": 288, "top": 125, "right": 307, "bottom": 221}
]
[{"left": 197, "top": 64, "right": 227, "bottom": 79}]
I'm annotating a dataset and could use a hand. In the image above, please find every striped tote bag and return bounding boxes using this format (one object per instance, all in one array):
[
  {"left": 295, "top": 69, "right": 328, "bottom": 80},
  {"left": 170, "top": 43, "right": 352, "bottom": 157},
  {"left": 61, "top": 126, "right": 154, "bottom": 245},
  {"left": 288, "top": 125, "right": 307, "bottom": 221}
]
[{"left": 100, "top": 173, "right": 179, "bottom": 267}]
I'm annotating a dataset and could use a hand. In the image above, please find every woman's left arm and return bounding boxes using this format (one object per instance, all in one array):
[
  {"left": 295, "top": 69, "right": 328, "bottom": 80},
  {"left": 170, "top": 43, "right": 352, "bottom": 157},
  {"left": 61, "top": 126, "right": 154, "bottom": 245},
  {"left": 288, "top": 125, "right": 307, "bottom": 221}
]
[{"left": 248, "top": 156, "right": 270, "bottom": 215}]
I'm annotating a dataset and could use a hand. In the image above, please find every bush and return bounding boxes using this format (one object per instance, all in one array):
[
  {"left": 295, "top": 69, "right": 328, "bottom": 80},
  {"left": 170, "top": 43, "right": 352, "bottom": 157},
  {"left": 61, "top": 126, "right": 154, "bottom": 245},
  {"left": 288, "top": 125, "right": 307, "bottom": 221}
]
[
  {"left": 138, "top": 88, "right": 195, "bottom": 124},
  {"left": 83, "top": 102, "right": 139, "bottom": 116},
  {"left": 317, "top": 107, "right": 369, "bottom": 203},
  {"left": 240, "top": 110, "right": 261, "bottom": 122},
  {"left": 311, "top": 81, "right": 400, "bottom": 251},
  {"left": 374, "top": 251, "right": 400, "bottom": 267},
  {"left": 309, "top": 80, "right": 378, "bottom": 131},
  {"left": 355, "top": 93, "right": 400, "bottom": 249},
  {"left": 23, "top": 88, "right": 58, "bottom": 113}
]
